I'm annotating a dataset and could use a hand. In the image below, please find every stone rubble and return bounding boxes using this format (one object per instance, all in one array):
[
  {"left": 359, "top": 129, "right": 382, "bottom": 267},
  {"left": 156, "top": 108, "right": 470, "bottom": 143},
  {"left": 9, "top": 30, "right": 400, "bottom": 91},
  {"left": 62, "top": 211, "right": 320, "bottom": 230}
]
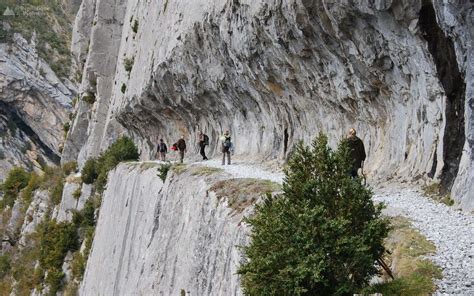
[{"left": 374, "top": 187, "right": 474, "bottom": 295}]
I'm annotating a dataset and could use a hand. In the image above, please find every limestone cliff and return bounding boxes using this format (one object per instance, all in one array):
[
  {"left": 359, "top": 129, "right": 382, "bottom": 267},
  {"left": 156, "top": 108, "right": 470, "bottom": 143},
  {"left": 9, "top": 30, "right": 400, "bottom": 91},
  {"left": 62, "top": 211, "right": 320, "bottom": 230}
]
[
  {"left": 64, "top": 0, "right": 473, "bottom": 209},
  {"left": 0, "top": 34, "right": 74, "bottom": 180},
  {"left": 81, "top": 163, "right": 249, "bottom": 295}
]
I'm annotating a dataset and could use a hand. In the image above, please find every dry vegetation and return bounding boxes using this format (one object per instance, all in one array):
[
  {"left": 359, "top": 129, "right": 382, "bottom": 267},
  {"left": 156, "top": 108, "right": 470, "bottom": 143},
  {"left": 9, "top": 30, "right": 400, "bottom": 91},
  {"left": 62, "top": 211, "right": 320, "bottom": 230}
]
[
  {"left": 364, "top": 216, "right": 442, "bottom": 295},
  {"left": 210, "top": 178, "right": 281, "bottom": 212},
  {"left": 190, "top": 166, "right": 224, "bottom": 176},
  {"left": 422, "top": 183, "right": 455, "bottom": 206}
]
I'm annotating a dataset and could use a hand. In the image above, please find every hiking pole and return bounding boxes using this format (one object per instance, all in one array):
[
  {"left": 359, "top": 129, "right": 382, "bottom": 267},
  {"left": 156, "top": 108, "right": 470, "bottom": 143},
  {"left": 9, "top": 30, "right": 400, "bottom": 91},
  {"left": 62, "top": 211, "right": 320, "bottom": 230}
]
[
  {"left": 361, "top": 162, "right": 367, "bottom": 186},
  {"left": 377, "top": 258, "right": 394, "bottom": 280}
]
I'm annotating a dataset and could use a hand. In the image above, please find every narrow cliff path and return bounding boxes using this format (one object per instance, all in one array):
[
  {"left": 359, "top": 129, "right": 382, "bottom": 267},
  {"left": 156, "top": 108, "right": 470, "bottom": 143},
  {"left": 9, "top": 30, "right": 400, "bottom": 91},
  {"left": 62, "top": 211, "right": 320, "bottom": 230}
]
[{"left": 186, "top": 159, "right": 474, "bottom": 295}]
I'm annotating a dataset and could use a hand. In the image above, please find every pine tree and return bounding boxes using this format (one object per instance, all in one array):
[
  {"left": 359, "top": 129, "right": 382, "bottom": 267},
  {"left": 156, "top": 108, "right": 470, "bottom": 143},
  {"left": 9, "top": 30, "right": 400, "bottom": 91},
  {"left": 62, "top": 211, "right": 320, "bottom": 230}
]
[{"left": 238, "top": 134, "right": 389, "bottom": 295}]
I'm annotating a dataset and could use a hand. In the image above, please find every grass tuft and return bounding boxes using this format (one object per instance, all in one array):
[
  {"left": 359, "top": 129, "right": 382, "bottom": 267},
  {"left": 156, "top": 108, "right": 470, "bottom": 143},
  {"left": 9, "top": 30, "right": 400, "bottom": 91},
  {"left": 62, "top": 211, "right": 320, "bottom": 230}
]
[{"left": 362, "top": 216, "right": 442, "bottom": 295}]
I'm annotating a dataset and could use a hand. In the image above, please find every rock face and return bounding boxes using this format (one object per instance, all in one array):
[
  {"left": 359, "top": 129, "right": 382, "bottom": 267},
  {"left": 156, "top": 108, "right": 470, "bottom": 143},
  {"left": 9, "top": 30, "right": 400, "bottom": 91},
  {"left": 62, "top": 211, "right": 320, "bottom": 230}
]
[
  {"left": 64, "top": 0, "right": 473, "bottom": 209},
  {"left": 81, "top": 163, "right": 247, "bottom": 295},
  {"left": 0, "top": 34, "right": 74, "bottom": 179}
]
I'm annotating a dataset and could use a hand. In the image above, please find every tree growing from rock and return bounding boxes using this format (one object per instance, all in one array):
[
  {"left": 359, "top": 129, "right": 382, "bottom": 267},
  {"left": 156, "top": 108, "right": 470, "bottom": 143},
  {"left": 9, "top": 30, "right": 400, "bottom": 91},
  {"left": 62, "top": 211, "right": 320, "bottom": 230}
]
[{"left": 239, "top": 134, "right": 389, "bottom": 295}]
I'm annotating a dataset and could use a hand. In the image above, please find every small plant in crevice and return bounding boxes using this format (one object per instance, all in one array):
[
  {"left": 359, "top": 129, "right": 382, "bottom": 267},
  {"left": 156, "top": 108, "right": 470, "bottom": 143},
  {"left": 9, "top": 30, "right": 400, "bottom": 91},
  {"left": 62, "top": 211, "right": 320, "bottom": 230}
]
[
  {"left": 68, "top": 111, "right": 76, "bottom": 121},
  {"left": 62, "top": 161, "right": 78, "bottom": 176},
  {"left": 124, "top": 57, "right": 134, "bottom": 74},
  {"left": 83, "top": 93, "right": 96, "bottom": 105},
  {"left": 158, "top": 163, "right": 172, "bottom": 181},
  {"left": 132, "top": 19, "right": 139, "bottom": 33},
  {"left": 72, "top": 187, "right": 82, "bottom": 200},
  {"left": 63, "top": 122, "right": 70, "bottom": 134}
]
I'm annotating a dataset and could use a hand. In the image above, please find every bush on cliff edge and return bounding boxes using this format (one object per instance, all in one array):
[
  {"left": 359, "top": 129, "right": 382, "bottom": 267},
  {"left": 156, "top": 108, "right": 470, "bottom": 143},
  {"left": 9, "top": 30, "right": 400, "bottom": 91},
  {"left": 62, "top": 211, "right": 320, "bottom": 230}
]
[
  {"left": 81, "top": 136, "right": 139, "bottom": 191},
  {"left": 0, "top": 167, "right": 31, "bottom": 208},
  {"left": 238, "top": 134, "right": 389, "bottom": 295}
]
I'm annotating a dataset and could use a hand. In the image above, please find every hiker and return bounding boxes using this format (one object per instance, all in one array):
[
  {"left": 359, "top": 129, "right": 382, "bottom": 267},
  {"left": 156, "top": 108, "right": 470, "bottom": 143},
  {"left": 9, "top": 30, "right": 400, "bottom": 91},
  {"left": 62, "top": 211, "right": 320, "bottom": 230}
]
[
  {"left": 198, "top": 131, "right": 209, "bottom": 160},
  {"left": 346, "top": 128, "right": 366, "bottom": 178},
  {"left": 157, "top": 138, "right": 167, "bottom": 161},
  {"left": 220, "top": 130, "right": 232, "bottom": 165},
  {"left": 176, "top": 135, "right": 186, "bottom": 163}
]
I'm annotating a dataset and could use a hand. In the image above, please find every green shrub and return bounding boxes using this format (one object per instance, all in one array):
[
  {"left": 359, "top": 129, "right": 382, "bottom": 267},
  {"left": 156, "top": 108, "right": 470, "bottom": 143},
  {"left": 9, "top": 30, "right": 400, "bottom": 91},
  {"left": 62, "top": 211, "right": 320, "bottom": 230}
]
[
  {"left": 45, "top": 268, "right": 64, "bottom": 295},
  {"left": 63, "top": 122, "right": 70, "bottom": 134},
  {"left": 121, "top": 83, "right": 127, "bottom": 93},
  {"left": 158, "top": 163, "right": 172, "bottom": 181},
  {"left": 38, "top": 220, "right": 79, "bottom": 271},
  {"left": 83, "top": 93, "right": 96, "bottom": 104},
  {"left": 62, "top": 161, "right": 78, "bottom": 176},
  {"left": 81, "top": 159, "right": 98, "bottom": 184},
  {"left": 238, "top": 134, "right": 389, "bottom": 295},
  {"left": 70, "top": 252, "right": 86, "bottom": 280},
  {"left": 132, "top": 19, "right": 139, "bottom": 33},
  {"left": 0, "top": 167, "right": 31, "bottom": 208},
  {"left": 0, "top": 255, "right": 11, "bottom": 279},
  {"left": 72, "top": 187, "right": 82, "bottom": 200},
  {"left": 82, "top": 136, "right": 139, "bottom": 192},
  {"left": 21, "top": 173, "right": 41, "bottom": 205},
  {"left": 81, "top": 199, "right": 96, "bottom": 228},
  {"left": 72, "top": 199, "right": 98, "bottom": 235},
  {"left": 50, "top": 179, "right": 64, "bottom": 205}
]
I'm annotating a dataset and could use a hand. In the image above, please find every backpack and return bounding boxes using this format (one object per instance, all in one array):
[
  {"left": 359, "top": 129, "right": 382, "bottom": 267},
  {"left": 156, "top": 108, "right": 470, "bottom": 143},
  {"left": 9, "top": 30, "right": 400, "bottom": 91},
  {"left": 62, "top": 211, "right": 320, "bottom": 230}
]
[
  {"left": 223, "top": 136, "right": 231, "bottom": 148},
  {"left": 203, "top": 134, "right": 209, "bottom": 146},
  {"left": 158, "top": 143, "right": 167, "bottom": 152}
]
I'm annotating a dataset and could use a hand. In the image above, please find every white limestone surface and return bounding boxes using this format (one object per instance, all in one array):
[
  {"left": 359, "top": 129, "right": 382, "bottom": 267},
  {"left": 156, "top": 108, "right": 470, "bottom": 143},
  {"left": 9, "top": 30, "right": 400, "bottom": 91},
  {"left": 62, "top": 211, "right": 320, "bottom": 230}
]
[{"left": 80, "top": 162, "right": 249, "bottom": 295}]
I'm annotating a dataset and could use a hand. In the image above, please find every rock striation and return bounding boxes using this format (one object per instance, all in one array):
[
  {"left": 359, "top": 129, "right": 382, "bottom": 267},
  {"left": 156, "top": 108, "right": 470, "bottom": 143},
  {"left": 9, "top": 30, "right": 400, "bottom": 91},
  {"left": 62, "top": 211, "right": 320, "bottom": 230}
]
[
  {"left": 64, "top": 0, "right": 473, "bottom": 209},
  {"left": 80, "top": 163, "right": 248, "bottom": 295}
]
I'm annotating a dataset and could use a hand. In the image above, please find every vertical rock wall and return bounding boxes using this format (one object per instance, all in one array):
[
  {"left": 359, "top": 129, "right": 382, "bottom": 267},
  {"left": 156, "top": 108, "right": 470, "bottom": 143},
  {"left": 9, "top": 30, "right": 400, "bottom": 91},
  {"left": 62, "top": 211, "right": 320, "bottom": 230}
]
[
  {"left": 64, "top": 0, "right": 473, "bottom": 208},
  {"left": 80, "top": 163, "right": 247, "bottom": 295}
]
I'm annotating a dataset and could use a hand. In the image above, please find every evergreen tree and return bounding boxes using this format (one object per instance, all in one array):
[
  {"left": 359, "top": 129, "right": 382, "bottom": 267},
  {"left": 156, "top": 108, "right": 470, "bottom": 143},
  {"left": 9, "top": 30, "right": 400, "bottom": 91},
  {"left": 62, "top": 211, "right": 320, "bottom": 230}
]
[{"left": 239, "top": 134, "right": 389, "bottom": 295}]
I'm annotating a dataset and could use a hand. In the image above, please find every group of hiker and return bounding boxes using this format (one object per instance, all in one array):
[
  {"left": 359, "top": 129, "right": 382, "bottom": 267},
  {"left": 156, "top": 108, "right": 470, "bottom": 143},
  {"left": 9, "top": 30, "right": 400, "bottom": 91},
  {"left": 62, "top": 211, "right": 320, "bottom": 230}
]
[
  {"left": 155, "top": 128, "right": 366, "bottom": 178},
  {"left": 156, "top": 130, "right": 233, "bottom": 165}
]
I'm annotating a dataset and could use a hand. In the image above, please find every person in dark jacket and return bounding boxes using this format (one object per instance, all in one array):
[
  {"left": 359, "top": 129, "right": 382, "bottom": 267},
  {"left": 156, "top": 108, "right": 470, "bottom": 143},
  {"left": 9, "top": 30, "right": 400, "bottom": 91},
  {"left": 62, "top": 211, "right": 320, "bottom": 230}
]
[
  {"left": 176, "top": 136, "right": 186, "bottom": 163},
  {"left": 157, "top": 138, "right": 167, "bottom": 161},
  {"left": 346, "top": 128, "right": 366, "bottom": 178},
  {"left": 198, "top": 131, "right": 209, "bottom": 160}
]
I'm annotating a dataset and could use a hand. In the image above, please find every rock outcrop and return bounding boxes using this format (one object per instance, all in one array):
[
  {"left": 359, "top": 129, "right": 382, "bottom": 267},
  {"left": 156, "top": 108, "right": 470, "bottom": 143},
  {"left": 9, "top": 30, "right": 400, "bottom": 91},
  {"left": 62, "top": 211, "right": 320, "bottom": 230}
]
[
  {"left": 0, "top": 34, "right": 74, "bottom": 179},
  {"left": 64, "top": 0, "right": 473, "bottom": 209},
  {"left": 81, "top": 163, "right": 248, "bottom": 295}
]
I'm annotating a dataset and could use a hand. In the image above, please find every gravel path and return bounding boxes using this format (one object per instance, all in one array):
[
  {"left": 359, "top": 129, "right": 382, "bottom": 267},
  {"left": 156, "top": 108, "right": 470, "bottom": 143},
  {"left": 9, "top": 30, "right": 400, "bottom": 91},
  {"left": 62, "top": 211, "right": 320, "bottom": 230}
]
[
  {"left": 192, "top": 159, "right": 285, "bottom": 183},
  {"left": 190, "top": 159, "right": 474, "bottom": 295},
  {"left": 374, "top": 187, "right": 474, "bottom": 295}
]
